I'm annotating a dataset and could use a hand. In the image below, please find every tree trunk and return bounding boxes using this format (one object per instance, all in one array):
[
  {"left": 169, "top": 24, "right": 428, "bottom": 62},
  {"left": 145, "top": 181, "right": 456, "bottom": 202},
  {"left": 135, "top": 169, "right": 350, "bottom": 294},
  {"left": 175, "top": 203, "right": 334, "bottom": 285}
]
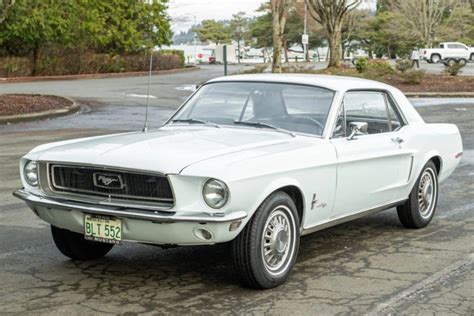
[
  {"left": 237, "top": 39, "right": 241, "bottom": 64},
  {"left": 283, "top": 41, "right": 289, "bottom": 63},
  {"left": 32, "top": 46, "right": 40, "bottom": 76},
  {"left": 327, "top": 28, "right": 342, "bottom": 68},
  {"left": 272, "top": 5, "right": 283, "bottom": 73}
]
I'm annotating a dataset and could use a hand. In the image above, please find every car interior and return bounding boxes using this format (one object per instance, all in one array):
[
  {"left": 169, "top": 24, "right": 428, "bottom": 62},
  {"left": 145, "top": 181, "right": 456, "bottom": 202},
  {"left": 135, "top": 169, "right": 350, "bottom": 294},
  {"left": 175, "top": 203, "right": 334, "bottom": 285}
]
[{"left": 246, "top": 89, "right": 327, "bottom": 135}]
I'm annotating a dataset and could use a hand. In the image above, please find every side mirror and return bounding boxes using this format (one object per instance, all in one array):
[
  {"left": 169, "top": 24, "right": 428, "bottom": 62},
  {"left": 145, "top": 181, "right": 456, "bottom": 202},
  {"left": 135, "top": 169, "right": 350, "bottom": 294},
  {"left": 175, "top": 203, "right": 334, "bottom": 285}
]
[{"left": 347, "top": 122, "right": 368, "bottom": 140}]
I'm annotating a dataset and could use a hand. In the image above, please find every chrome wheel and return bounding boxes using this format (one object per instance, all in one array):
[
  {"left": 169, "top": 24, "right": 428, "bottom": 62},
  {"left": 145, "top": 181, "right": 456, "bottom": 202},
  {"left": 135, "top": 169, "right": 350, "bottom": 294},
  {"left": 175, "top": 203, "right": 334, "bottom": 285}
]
[
  {"left": 418, "top": 168, "right": 437, "bottom": 219},
  {"left": 261, "top": 206, "right": 296, "bottom": 276}
]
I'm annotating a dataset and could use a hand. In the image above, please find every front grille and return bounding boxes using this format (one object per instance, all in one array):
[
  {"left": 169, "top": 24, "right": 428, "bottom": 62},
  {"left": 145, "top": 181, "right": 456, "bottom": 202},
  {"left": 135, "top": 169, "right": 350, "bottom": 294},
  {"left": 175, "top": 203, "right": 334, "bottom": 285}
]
[{"left": 49, "top": 164, "right": 174, "bottom": 204}]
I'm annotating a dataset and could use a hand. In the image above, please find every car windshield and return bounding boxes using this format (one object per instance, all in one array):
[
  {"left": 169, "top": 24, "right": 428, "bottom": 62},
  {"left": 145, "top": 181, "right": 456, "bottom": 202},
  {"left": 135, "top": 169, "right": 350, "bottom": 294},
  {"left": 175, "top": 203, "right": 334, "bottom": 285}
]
[{"left": 169, "top": 82, "right": 335, "bottom": 136}]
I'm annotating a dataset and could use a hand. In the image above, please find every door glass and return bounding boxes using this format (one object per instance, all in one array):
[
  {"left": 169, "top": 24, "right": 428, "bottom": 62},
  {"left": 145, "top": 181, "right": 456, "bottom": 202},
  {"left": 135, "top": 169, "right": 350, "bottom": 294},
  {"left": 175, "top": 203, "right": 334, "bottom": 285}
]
[
  {"left": 333, "top": 91, "right": 405, "bottom": 138},
  {"left": 344, "top": 92, "right": 390, "bottom": 134}
]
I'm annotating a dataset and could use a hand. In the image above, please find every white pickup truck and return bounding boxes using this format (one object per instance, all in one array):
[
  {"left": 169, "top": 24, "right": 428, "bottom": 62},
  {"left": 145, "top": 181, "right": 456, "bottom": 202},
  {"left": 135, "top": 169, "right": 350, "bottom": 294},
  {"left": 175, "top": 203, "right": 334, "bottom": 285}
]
[{"left": 422, "top": 42, "right": 474, "bottom": 64}]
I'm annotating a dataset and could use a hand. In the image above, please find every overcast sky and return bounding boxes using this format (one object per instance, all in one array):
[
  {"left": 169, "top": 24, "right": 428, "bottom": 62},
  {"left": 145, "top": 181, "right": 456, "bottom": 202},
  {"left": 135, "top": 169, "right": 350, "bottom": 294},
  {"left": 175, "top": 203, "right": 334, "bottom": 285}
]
[
  {"left": 168, "top": 0, "right": 266, "bottom": 32},
  {"left": 168, "top": 0, "right": 376, "bottom": 33}
]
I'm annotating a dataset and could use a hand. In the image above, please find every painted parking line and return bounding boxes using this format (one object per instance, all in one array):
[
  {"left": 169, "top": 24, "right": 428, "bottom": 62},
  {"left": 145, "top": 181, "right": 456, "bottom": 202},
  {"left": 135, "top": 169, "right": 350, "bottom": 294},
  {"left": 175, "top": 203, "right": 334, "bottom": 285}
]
[{"left": 125, "top": 93, "right": 157, "bottom": 99}]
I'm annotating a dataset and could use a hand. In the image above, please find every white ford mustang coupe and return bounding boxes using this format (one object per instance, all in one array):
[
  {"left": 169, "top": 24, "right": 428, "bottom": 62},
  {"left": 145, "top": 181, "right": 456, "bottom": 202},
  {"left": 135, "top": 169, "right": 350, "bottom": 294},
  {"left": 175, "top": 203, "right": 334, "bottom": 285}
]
[{"left": 14, "top": 74, "right": 463, "bottom": 288}]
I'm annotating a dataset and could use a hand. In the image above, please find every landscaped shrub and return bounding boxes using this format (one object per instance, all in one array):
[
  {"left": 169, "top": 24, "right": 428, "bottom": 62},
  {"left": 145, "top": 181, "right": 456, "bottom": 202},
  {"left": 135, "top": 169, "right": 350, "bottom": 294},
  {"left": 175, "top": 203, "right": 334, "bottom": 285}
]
[
  {"left": 0, "top": 50, "right": 185, "bottom": 77},
  {"left": 399, "top": 70, "right": 425, "bottom": 84},
  {"left": 443, "top": 62, "right": 464, "bottom": 76},
  {"left": 158, "top": 49, "right": 185, "bottom": 68},
  {"left": 395, "top": 59, "right": 413, "bottom": 73},
  {"left": 152, "top": 53, "right": 183, "bottom": 71},
  {"left": 0, "top": 57, "right": 32, "bottom": 77},
  {"left": 239, "top": 64, "right": 268, "bottom": 74},
  {"left": 354, "top": 56, "right": 368, "bottom": 73},
  {"left": 365, "top": 60, "right": 395, "bottom": 79}
]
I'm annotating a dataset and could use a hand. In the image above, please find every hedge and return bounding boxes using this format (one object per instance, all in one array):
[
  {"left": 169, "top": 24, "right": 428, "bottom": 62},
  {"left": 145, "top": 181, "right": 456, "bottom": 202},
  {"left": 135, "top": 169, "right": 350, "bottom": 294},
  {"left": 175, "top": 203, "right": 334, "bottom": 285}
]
[{"left": 0, "top": 50, "right": 185, "bottom": 77}]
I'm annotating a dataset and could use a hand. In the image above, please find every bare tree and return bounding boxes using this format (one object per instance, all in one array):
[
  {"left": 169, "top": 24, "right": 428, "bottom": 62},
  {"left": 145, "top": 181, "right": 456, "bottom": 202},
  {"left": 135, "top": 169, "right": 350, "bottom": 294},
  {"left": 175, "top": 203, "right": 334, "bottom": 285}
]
[
  {"left": 305, "top": 0, "right": 361, "bottom": 68},
  {"left": 271, "top": 0, "right": 292, "bottom": 73},
  {"left": 389, "top": 0, "right": 457, "bottom": 47}
]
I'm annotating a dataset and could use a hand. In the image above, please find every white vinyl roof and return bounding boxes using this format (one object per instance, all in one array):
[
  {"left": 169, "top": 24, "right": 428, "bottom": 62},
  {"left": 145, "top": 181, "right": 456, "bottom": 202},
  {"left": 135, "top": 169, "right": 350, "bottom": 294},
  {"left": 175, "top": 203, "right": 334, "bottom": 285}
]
[{"left": 207, "top": 73, "right": 393, "bottom": 92}]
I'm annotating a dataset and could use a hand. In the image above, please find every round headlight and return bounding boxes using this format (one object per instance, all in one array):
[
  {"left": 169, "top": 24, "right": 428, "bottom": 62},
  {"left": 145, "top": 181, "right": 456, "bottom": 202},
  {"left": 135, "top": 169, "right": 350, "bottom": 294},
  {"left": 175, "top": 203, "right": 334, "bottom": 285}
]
[
  {"left": 202, "top": 178, "right": 229, "bottom": 209},
  {"left": 24, "top": 160, "right": 38, "bottom": 186}
]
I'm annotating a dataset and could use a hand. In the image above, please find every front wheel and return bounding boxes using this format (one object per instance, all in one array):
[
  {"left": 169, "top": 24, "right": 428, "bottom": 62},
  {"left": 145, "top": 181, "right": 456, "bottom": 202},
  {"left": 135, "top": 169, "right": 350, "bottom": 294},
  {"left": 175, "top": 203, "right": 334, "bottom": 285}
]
[
  {"left": 397, "top": 161, "right": 438, "bottom": 228},
  {"left": 232, "top": 191, "right": 300, "bottom": 289},
  {"left": 51, "top": 225, "right": 114, "bottom": 260}
]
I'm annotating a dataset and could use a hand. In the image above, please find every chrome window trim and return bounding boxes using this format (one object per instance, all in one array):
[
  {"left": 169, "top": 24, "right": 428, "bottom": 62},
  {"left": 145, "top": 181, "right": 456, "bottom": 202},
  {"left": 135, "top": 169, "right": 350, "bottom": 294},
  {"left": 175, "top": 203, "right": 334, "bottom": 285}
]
[
  {"left": 329, "top": 89, "right": 409, "bottom": 139},
  {"left": 166, "top": 80, "right": 337, "bottom": 138}
]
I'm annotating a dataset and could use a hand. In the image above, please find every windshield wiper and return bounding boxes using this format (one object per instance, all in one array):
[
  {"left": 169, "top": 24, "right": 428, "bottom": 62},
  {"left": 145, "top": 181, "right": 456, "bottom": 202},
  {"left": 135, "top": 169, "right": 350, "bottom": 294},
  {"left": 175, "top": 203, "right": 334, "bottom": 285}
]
[
  {"left": 171, "top": 118, "right": 220, "bottom": 128},
  {"left": 234, "top": 120, "right": 295, "bottom": 137}
]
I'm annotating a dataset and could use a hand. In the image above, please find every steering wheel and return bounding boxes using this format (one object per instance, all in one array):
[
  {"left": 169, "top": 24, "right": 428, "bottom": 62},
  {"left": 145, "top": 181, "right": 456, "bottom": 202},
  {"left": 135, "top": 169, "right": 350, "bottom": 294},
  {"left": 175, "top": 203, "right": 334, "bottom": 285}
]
[
  {"left": 283, "top": 116, "right": 324, "bottom": 135},
  {"left": 304, "top": 117, "right": 325, "bottom": 130}
]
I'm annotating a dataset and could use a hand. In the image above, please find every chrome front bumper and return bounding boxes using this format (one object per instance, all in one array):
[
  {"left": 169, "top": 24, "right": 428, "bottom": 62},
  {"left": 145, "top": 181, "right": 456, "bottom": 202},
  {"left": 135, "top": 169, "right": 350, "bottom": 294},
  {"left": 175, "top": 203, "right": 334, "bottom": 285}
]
[{"left": 13, "top": 189, "right": 247, "bottom": 224}]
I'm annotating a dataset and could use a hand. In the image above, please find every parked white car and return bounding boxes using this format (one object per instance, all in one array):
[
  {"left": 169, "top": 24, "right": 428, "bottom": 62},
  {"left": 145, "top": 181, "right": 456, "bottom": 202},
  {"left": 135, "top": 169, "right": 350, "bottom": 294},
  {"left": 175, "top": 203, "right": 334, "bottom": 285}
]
[
  {"left": 14, "top": 74, "right": 463, "bottom": 289},
  {"left": 422, "top": 42, "right": 474, "bottom": 64}
]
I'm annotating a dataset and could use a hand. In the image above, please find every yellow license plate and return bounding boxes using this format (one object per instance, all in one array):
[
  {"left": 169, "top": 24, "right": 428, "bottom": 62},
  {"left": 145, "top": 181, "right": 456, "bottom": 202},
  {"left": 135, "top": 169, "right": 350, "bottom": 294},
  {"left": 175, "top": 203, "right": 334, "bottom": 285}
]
[{"left": 84, "top": 214, "right": 122, "bottom": 244}]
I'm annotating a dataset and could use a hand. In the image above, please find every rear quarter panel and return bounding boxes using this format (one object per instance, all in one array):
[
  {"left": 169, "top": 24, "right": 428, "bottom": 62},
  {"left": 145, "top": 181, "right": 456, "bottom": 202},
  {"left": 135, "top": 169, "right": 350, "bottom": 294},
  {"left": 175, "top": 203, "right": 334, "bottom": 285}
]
[{"left": 405, "top": 123, "right": 462, "bottom": 192}]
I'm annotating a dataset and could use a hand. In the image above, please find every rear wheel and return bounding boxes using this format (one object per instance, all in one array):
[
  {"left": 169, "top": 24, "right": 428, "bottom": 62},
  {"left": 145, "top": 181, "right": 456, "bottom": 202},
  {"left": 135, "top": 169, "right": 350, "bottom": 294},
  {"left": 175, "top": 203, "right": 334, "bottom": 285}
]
[
  {"left": 397, "top": 161, "right": 438, "bottom": 228},
  {"left": 232, "top": 191, "right": 300, "bottom": 289},
  {"left": 430, "top": 54, "right": 441, "bottom": 64},
  {"left": 444, "top": 58, "right": 456, "bottom": 67},
  {"left": 470, "top": 53, "right": 474, "bottom": 61},
  {"left": 51, "top": 225, "right": 114, "bottom": 260},
  {"left": 459, "top": 58, "right": 467, "bottom": 66}
]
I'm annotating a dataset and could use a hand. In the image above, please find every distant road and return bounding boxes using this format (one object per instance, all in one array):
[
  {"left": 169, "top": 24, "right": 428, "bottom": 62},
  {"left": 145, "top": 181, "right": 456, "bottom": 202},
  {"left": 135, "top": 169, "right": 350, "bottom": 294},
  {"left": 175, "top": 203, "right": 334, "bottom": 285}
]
[{"left": 0, "top": 64, "right": 249, "bottom": 109}]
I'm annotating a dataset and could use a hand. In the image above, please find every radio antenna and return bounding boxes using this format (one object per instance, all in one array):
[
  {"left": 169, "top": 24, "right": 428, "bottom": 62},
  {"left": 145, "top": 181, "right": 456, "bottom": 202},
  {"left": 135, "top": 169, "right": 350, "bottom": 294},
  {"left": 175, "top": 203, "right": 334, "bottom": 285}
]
[{"left": 142, "top": 50, "right": 153, "bottom": 132}]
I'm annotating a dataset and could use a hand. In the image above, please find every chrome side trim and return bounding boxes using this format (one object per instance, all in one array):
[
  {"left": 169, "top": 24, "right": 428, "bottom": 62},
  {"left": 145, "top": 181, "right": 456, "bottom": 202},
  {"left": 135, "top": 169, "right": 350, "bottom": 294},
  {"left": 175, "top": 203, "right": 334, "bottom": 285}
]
[
  {"left": 301, "top": 200, "right": 406, "bottom": 236},
  {"left": 13, "top": 189, "right": 247, "bottom": 224}
]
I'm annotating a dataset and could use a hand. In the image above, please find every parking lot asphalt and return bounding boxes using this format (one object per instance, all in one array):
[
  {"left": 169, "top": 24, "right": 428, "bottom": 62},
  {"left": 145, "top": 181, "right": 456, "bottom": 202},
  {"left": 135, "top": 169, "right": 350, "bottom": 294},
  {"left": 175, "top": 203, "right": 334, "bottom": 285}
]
[{"left": 0, "top": 67, "right": 473, "bottom": 314}]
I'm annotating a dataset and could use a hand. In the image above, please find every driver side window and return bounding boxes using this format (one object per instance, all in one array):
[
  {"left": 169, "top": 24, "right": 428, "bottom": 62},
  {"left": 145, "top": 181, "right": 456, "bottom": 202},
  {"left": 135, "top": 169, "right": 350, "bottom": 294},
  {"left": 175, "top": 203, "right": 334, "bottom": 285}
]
[{"left": 333, "top": 91, "right": 404, "bottom": 138}]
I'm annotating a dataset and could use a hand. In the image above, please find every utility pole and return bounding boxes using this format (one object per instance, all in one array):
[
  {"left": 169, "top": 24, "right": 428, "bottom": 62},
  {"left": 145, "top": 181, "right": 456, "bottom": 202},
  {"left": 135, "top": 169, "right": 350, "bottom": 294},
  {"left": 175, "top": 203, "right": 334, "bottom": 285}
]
[
  {"left": 298, "top": 0, "right": 309, "bottom": 62},
  {"left": 223, "top": 45, "right": 228, "bottom": 76},
  {"left": 304, "top": 1, "right": 308, "bottom": 61}
]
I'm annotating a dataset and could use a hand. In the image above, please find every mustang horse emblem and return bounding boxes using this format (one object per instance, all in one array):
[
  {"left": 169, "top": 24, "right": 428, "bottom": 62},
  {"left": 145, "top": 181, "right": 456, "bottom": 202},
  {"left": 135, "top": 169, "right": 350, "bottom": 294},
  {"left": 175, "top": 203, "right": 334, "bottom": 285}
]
[
  {"left": 98, "top": 175, "right": 118, "bottom": 185},
  {"left": 93, "top": 173, "right": 124, "bottom": 189}
]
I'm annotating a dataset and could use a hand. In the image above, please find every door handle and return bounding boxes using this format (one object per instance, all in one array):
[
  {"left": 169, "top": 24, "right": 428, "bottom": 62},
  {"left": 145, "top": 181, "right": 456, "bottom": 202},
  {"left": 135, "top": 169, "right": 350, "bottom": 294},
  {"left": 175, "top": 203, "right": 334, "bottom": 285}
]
[{"left": 391, "top": 137, "right": 404, "bottom": 144}]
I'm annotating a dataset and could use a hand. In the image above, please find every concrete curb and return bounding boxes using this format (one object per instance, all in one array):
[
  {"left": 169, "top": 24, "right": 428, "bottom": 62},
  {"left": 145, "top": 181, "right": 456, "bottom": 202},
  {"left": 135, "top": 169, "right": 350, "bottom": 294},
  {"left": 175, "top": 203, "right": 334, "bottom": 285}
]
[
  {"left": 404, "top": 92, "right": 474, "bottom": 98},
  {"left": 0, "top": 66, "right": 199, "bottom": 83},
  {"left": 0, "top": 95, "right": 79, "bottom": 124}
]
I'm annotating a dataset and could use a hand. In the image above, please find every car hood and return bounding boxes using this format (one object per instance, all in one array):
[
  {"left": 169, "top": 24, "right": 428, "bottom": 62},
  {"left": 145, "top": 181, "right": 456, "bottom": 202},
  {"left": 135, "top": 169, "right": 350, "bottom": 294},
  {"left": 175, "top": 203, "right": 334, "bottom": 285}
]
[{"left": 30, "top": 126, "right": 296, "bottom": 174}]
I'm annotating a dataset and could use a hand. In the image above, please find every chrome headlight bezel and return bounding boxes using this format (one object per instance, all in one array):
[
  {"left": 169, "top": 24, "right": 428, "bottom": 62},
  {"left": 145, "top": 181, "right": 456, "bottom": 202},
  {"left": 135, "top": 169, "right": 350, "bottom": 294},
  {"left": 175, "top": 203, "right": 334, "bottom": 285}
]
[
  {"left": 23, "top": 160, "right": 38, "bottom": 187},
  {"left": 202, "top": 178, "right": 229, "bottom": 209}
]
